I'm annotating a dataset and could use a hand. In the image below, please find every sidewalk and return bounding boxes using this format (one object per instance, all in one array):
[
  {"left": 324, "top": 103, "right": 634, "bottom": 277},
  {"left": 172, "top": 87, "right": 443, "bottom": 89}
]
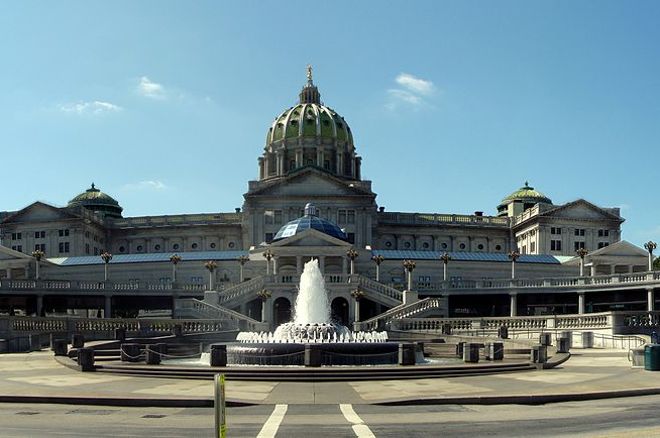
[{"left": 0, "top": 349, "right": 656, "bottom": 406}]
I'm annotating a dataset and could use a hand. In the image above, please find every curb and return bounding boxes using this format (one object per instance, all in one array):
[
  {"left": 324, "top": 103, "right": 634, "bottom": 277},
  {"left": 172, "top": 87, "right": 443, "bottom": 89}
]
[{"left": 0, "top": 394, "right": 254, "bottom": 408}]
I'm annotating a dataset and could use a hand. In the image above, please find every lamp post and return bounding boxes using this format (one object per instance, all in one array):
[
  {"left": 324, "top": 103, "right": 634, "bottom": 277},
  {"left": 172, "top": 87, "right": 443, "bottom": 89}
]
[
  {"left": 371, "top": 254, "right": 384, "bottom": 282},
  {"left": 100, "top": 251, "right": 113, "bottom": 281},
  {"left": 439, "top": 252, "right": 451, "bottom": 282},
  {"left": 351, "top": 287, "right": 365, "bottom": 323},
  {"left": 576, "top": 247, "right": 589, "bottom": 277},
  {"left": 263, "top": 249, "right": 274, "bottom": 275},
  {"left": 31, "top": 249, "right": 45, "bottom": 280},
  {"left": 644, "top": 241, "right": 657, "bottom": 271},
  {"left": 237, "top": 255, "right": 249, "bottom": 282},
  {"left": 403, "top": 259, "right": 416, "bottom": 291},
  {"left": 508, "top": 251, "right": 520, "bottom": 280},
  {"left": 204, "top": 260, "right": 217, "bottom": 291},
  {"left": 346, "top": 248, "right": 359, "bottom": 275},
  {"left": 169, "top": 254, "right": 182, "bottom": 284},
  {"left": 256, "top": 289, "right": 272, "bottom": 323}
]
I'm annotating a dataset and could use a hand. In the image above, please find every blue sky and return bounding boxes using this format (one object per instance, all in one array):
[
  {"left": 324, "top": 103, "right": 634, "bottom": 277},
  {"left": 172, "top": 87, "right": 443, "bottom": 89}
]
[{"left": 1, "top": 1, "right": 659, "bottom": 243}]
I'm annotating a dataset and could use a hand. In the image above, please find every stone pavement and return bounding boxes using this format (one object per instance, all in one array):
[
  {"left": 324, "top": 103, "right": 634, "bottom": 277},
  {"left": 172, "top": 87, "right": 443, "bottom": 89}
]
[{"left": 0, "top": 349, "right": 658, "bottom": 406}]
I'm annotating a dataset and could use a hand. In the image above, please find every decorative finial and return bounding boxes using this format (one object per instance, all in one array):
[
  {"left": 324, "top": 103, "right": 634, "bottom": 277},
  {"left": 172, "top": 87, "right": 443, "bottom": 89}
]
[
  {"left": 91, "top": 182, "right": 95, "bottom": 189},
  {"left": 306, "top": 64, "right": 313, "bottom": 83},
  {"left": 524, "top": 181, "right": 529, "bottom": 187}
]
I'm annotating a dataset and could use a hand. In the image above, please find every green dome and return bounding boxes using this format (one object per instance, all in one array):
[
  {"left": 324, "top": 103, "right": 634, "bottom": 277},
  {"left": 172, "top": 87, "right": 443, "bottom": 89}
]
[
  {"left": 500, "top": 182, "right": 552, "bottom": 205},
  {"left": 266, "top": 103, "right": 353, "bottom": 145},
  {"left": 68, "top": 183, "right": 123, "bottom": 218}
]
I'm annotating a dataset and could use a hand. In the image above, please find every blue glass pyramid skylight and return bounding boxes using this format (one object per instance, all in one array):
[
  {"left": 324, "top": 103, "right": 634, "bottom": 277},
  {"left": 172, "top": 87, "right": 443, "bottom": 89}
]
[{"left": 272, "top": 203, "right": 348, "bottom": 242}]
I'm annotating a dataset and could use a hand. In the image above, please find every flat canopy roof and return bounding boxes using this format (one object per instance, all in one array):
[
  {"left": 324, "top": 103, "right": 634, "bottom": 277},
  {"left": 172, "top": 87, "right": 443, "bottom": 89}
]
[
  {"left": 48, "top": 250, "right": 249, "bottom": 266},
  {"left": 371, "top": 250, "right": 561, "bottom": 264}
]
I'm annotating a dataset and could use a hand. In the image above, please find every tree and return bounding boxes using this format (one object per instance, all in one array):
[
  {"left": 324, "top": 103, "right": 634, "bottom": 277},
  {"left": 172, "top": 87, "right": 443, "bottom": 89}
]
[{"left": 654, "top": 256, "right": 660, "bottom": 271}]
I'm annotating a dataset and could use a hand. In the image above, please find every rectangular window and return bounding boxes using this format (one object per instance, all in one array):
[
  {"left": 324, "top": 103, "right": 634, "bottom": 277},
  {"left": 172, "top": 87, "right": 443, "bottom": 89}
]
[
  {"left": 34, "top": 243, "right": 46, "bottom": 252},
  {"left": 574, "top": 241, "right": 585, "bottom": 251},
  {"left": 34, "top": 231, "right": 45, "bottom": 239},
  {"left": 85, "top": 244, "right": 90, "bottom": 254},
  {"left": 274, "top": 210, "right": 282, "bottom": 224},
  {"left": 598, "top": 242, "right": 610, "bottom": 249},
  {"left": 58, "top": 229, "right": 69, "bottom": 237},
  {"left": 598, "top": 229, "right": 609, "bottom": 237},
  {"left": 264, "top": 210, "right": 274, "bottom": 225},
  {"left": 550, "top": 227, "right": 562, "bottom": 235},
  {"left": 530, "top": 242, "right": 536, "bottom": 253},
  {"left": 522, "top": 245, "right": 527, "bottom": 254},
  {"left": 58, "top": 242, "right": 70, "bottom": 253},
  {"left": 338, "top": 209, "right": 356, "bottom": 225},
  {"left": 574, "top": 229, "right": 585, "bottom": 236},
  {"left": 11, "top": 232, "right": 22, "bottom": 240},
  {"left": 347, "top": 233, "right": 355, "bottom": 244},
  {"left": 94, "top": 247, "right": 98, "bottom": 255},
  {"left": 551, "top": 240, "right": 562, "bottom": 251},
  {"left": 11, "top": 245, "right": 22, "bottom": 252},
  {"left": 265, "top": 233, "right": 273, "bottom": 243}
]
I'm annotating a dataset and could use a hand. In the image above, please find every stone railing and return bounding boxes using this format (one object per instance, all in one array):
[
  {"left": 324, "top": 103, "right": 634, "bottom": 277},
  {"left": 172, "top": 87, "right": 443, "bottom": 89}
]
[
  {"left": 358, "top": 276, "right": 404, "bottom": 303},
  {"left": 3, "top": 316, "right": 238, "bottom": 339},
  {"left": 0, "top": 279, "right": 208, "bottom": 295},
  {"left": 511, "top": 205, "right": 540, "bottom": 226},
  {"left": 218, "top": 277, "right": 265, "bottom": 305},
  {"left": 378, "top": 211, "right": 510, "bottom": 227},
  {"left": 355, "top": 297, "right": 444, "bottom": 331},
  {"left": 175, "top": 299, "right": 268, "bottom": 332},
  {"left": 416, "top": 271, "right": 660, "bottom": 294},
  {"left": 110, "top": 212, "right": 242, "bottom": 228}
]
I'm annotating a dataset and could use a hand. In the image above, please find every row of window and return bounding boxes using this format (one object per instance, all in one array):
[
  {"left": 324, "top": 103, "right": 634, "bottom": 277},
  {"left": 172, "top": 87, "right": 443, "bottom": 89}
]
[
  {"left": 11, "top": 229, "right": 73, "bottom": 240},
  {"left": 263, "top": 209, "right": 357, "bottom": 225},
  {"left": 383, "top": 241, "right": 503, "bottom": 251},
  {"left": 116, "top": 241, "right": 231, "bottom": 253},
  {"left": 550, "top": 228, "right": 611, "bottom": 237}
]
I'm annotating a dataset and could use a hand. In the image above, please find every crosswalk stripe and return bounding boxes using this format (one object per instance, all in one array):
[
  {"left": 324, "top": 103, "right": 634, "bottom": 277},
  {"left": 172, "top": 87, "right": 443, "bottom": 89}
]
[
  {"left": 340, "top": 404, "right": 376, "bottom": 438},
  {"left": 256, "top": 404, "right": 288, "bottom": 438}
]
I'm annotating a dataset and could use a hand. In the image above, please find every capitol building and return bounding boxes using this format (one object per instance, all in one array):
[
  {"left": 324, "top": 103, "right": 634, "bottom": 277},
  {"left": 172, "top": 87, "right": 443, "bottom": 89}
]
[{"left": 0, "top": 69, "right": 650, "bottom": 324}]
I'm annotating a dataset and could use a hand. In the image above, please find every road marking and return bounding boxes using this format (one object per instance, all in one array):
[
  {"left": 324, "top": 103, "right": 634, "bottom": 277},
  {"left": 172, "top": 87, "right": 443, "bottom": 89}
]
[
  {"left": 256, "top": 404, "right": 288, "bottom": 438},
  {"left": 340, "top": 404, "right": 376, "bottom": 438}
]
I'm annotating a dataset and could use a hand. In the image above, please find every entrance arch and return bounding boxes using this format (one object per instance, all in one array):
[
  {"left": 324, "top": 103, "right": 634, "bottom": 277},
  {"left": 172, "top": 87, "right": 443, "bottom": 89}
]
[
  {"left": 331, "top": 297, "right": 349, "bottom": 326},
  {"left": 273, "top": 297, "right": 292, "bottom": 325}
]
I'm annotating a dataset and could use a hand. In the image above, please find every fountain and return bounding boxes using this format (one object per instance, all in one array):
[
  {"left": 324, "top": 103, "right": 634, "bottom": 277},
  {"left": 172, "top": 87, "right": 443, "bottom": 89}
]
[{"left": 226, "top": 259, "right": 398, "bottom": 366}]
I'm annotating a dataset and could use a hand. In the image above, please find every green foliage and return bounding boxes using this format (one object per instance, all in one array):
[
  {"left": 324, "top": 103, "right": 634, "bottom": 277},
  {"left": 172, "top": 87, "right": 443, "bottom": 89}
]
[{"left": 654, "top": 256, "right": 660, "bottom": 270}]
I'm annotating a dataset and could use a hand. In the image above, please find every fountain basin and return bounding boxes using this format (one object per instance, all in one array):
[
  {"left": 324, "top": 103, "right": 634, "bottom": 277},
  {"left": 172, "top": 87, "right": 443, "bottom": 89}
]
[{"left": 227, "top": 342, "right": 398, "bottom": 366}]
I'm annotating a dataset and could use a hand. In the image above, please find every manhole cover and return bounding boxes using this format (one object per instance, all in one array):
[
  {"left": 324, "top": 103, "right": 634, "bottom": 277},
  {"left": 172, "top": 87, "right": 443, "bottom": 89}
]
[
  {"left": 67, "top": 409, "right": 116, "bottom": 415},
  {"left": 142, "top": 414, "right": 167, "bottom": 419},
  {"left": 16, "top": 412, "right": 40, "bottom": 416}
]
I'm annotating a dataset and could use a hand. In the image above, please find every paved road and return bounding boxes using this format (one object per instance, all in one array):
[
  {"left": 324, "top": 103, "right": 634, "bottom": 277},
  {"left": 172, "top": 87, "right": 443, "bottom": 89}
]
[{"left": 3, "top": 395, "right": 660, "bottom": 437}]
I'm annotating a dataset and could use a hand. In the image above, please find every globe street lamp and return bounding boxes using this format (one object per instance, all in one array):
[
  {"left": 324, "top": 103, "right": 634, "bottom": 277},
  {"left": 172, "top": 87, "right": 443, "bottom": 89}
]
[
  {"left": 237, "top": 255, "right": 250, "bottom": 282},
  {"left": 346, "top": 249, "right": 359, "bottom": 275},
  {"left": 644, "top": 241, "right": 657, "bottom": 271},
  {"left": 351, "top": 287, "right": 365, "bottom": 323},
  {"left": 204, "top": 260, "right": 218, "bottom": 291},
  {"left": 100, "top": 251, "right": 113, "bottom": 281},
  {"left": 403, "top": 259, "right": 416, "bottom": 291},
  {"left": 439, "top": 252, "right": 451, "bottom": 282},
  {"left": 508, "top": 251, "right": 520, "bottom": 279},
  {"left": 371, "top": 254, "right": 384, "bottom": 282},
  {"left": 576, "top": 247, "right": 589, "bottom": 277},
  {"left": 263, "top": 249, "right": 274, "bottom": 275},
  {"left": 169, "top": 254, "right": 182, "bottom": 284},
  {"left": 31, "top": 249, "right": 45, "bottom": 280}
]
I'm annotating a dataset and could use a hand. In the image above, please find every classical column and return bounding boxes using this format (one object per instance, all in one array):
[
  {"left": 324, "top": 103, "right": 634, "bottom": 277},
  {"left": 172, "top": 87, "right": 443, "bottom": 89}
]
[
  {"left": 104, "top": 295, "right": 112, "bottom": 318},
  {"left": 590, "top": 264, "right": 597, "bottom": 277},
  {"left": 578, "top": 292, "right": 586, "bottom": 315},
  {"left": 5, "top": 268, "right": 11, "bottom": 279},
  {"left": 509, "top": 293, "right": 517, "bottom": 317},
  {"left": 36, "top": 295, "right": 43, "bottom": 317},
  {"left": 272, "top": 257, "right": 278, "bottom": 275},
  {"left": 296, "top": 256, "right": 302, "bottom": 275},
  {"left": 342, "top": 257, "right": 348, "bottom": 275},
  {"left": 319, "top": 256, "right": 326, "bottom": 274},
  {"left": 648, "top": 288, "right": 655, "bottom": 312}
]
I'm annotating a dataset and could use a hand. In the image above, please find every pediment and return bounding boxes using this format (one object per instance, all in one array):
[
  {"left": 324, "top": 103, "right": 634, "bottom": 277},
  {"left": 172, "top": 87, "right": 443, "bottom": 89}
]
[
  {"left": 0, "top": 245, "right": 31, "bottom": 261},
  {"left": 542, "top": 199, "right": 622, "bottom": 222},
  {"left": 2, "top": 202, "right": 78, "bottom": 224},
  {"left": 246, "top": 168, "right": 374, "bottom": 199},
  {"left": 268, "top": 228, "right": 352, "bottom": 248},
  {"left": 589, "top": 240, "right": 648, "bottom": 258}
]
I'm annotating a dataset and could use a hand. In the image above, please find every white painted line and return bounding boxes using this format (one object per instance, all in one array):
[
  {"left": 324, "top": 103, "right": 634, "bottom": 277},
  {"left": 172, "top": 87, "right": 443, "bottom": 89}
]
[
  {"left": 257, "top": 404, "right": 288, "bottom": 438},
  {"left": 340, "top": 404, "right": 376, "bottom": 438}
]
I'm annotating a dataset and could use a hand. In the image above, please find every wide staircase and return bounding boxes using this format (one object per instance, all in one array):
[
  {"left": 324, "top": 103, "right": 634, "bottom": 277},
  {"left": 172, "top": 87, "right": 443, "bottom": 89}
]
[
  {"left": 174, "top": 298, "right": 268, "bottom": 332},
  {"left": 355, "top": 297, "right": 447, "bottom": 332}
]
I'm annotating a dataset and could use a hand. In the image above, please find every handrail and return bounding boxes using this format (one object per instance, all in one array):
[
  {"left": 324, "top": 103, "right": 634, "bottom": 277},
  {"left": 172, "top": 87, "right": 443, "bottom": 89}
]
[
  {"left": 356, "top": 297, "right": 444, "bottom": 331},
  {"left": 176, "top": 299, "right": 267, "bottom": 332}
]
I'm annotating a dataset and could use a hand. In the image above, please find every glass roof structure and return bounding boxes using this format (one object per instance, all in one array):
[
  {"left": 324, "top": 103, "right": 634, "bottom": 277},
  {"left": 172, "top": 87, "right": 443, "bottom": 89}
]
[
  {"left": 48, "top": 250, "right": 248, "bottom": 266},
  {"left": 272, "top": 203, "right": 348, "bottom": 242},
  {"left": 371, "top": 250, "right": 561, "bottom": 264}
]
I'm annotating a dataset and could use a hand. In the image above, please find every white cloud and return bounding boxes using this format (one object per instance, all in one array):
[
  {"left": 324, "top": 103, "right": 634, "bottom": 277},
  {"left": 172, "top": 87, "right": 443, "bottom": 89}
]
[
  {"left": 137, "top": 76, "right": 166, "bottom": 99},
  {"left": 395, "top": 73, "right": 435, "bottom": 96},
  {"left": 386, "top": 73, "right": 437, "bottom": 111},
  {"left": 123, "top": 180, "right": 168, "bottom": 191},
  {"left": 59, "top": 101, "right": 122, "bottom": 115}
]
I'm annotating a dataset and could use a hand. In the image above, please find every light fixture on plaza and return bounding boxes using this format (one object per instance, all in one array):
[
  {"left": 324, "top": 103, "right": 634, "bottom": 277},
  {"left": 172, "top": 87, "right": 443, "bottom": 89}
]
[
  {"left": 100, "top": 251, "right": 113, "bottom": 281},
  {"left": 204, "top": 260, "right": 218, "bottom": 291},
  {"left": 371, "top": 254, "right": 385, "bottom": 282},
  {"left": 508, "top": 251, "right": 520, "bottom": 279},
  {"left": 346, "top": 248, "right": 359, "bottom": 275},
  {"left": 169, "top": 254, "right": 182, "bottom": 283},
  {"left": 263, "top": 249, "right": 274, "bottom": 275},
  {"left": 403, "top": 259, "right": 416, "bottom": 291},
  {"left": 644, "top": 241, "right": 657, "bottom": 271},
  {"left": 576, "top": 247, "right": 589, "bottom": 277},
  {"left": 351, "top": 287, "right": 365, "bottom": 322},
  {"left": 439, "top": 252, "right": 451, "bottom": 281},
  {"left": 31, "top": 249, "right": 45, "bottom": 280},
  {"left": 237, "top": 255, "right": 250, "bottom": 282},
  {"left": 256, "top": 288, "right": 272, "bottom": 301}
]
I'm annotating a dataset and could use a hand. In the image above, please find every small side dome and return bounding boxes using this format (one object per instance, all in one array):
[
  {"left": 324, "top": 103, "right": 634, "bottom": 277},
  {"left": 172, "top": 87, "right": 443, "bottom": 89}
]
[
  {"left": 272, "top": 202, "right": 348, "bottom": 242},
  {"left": 68, "top": 183, "right": 123, "bottom": 218},
  {"left": 497, "top": 182, "right": 552, "bottom": 217}
]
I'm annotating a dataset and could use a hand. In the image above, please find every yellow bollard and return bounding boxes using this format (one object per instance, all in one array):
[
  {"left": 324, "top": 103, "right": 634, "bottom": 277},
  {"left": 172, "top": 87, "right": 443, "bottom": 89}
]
[{"left": 214, "top": 373, "right": 226, "bottom": 438}]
